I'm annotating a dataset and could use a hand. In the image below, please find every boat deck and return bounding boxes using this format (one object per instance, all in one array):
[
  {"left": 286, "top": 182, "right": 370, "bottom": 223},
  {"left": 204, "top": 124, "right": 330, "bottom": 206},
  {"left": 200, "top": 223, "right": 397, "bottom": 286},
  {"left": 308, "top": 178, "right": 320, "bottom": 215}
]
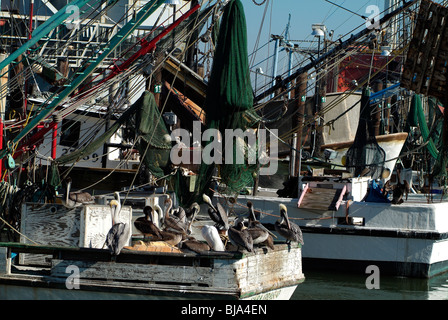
[{"left": 0, "top": 242, "right": 304, "bottom": 300}]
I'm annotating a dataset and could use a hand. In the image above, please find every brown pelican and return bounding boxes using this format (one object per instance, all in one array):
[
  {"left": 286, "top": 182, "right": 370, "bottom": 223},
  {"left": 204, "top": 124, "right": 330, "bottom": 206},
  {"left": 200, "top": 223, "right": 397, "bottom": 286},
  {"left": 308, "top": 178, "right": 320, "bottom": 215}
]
[
  {"left": 185, "top": 202, "right": 201, "bottom": 220},
  {"left": 63, "top": 177, "right": 95, "bottom": 208},
  {"left": 104, "top": 199, "right": 131, "bottom": 256},
  {"left": 163, "top": 197, "right": 189, "bottom": 234},
  {"left": 159, "top": 230, "right": 183, "bottom": 246},
  {"left": 153, "top": 203, "right": 184, "bottom": 246},
  {"left": 180, "top": 235, "right": 211, "bottom": 254},
  {"left": 275, "top": 204, "right": 304, "bottom": 245},
  {"left": 228, "top": 217, "right": 253, "bottom": 252},
  {"left": 247, "top": 201, "right": 275, "bottom": 250},
  {"left": 201, "top": 225, "right": 225, "bottom": 251},
  {"left": 134, "top": 206, "right": 163, "bottom": 240},
  {"left": 202, "top": 194, "right": 229, "bottom": 232},
  {"left": 161, "top": 202, "right": 200, "bottom": 246}
]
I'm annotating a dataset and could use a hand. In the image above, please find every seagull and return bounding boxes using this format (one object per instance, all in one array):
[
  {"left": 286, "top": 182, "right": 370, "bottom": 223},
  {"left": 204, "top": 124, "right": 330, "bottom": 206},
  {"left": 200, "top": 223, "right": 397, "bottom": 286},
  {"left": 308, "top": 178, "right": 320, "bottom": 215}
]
[{"left": 275, "top": 204, "right": 304, "bottom": 245}]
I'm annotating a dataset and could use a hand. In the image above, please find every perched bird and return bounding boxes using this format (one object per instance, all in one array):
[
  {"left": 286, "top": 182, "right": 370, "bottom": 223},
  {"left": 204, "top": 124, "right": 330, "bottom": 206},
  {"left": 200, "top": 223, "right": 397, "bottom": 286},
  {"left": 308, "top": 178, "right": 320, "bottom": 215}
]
[
  {"left": 185, "top": 202, "right": 201, "bottom": 220},
  {"left": 159, "top": 231, "right": 183, "bottom": 246},
  {"left": 228, "top": 216, "right": 253, "bottom": 252},
  {"left": 247, "top": 201, "right": 275, "bottom": 250},
  {"left": 275, "top": 204, "right": 304, "bottom": 245},
  {"left": 201, "top": 225, "right": 225, "bottom": 251},
  {"left": 104, "top": 199, "right": 131, "bottom": 256},
  {"left": 162, "top": 197, "right": 189, "bottom": 234},
  {"left": 391, "top": 169, "right": 411, "bottom": 205},
  {"left": 171, "top": 204, "right": 186, "bottom": 223},
  {"left": 62, "top": 177, "right": 95, "bottom": 208},
  {"left": 180, "top": 235, "right": 211, "bottom": 254},
  {"left": 202, "top": 194, "right": 229, "bottom": 232},
  {"left": 153, "top": 203, "right": 184, "bottom": 246},
  {"left": 134, "top": 206, "right": 163, "bottom": 240}
]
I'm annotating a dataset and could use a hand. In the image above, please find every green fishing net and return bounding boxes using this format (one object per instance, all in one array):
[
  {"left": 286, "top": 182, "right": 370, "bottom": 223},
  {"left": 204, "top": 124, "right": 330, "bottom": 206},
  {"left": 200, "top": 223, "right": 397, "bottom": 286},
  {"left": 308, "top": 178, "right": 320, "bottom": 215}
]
[{"left": 192, "top": 0, "right": 259, "bottom": 202}]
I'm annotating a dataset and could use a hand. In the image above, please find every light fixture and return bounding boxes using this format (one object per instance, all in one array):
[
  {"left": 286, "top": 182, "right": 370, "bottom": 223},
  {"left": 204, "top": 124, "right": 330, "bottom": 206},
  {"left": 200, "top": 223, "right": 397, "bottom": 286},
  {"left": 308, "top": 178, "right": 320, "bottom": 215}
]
[
  {"left": 381, "top": 46, "right": 391, "bottom": 56},
  {"left": 311, "top": 23, "right": 326, "bottom": 37}
]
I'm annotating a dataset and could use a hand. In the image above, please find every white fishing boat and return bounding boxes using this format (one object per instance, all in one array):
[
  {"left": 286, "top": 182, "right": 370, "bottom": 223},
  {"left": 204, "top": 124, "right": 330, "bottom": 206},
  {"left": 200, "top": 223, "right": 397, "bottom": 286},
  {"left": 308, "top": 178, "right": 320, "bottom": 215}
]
[{"left": 229, "top": 173, "right": 448, "bottom": 279}]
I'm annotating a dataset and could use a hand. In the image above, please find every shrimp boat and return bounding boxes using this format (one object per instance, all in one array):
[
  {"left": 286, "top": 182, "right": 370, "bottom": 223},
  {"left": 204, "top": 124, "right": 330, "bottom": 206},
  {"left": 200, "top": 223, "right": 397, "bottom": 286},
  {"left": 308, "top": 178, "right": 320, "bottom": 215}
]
[
  {"left": 0, "top": 0, "right": 305, "bottom": 299},
  {"left": 0, "top": 196, "right": 304, "bottom": 300},
  {"left": 221, "top": 0, "right": 448, "bottom": 279}
]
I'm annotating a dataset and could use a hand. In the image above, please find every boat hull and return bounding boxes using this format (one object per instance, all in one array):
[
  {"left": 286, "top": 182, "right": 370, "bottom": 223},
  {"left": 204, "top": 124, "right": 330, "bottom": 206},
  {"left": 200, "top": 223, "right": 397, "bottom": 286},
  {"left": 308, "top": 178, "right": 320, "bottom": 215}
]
[
  {"left": 0, "top": 242, "right": 304, "bottom": 300},
  {"left": 233, "top": 193, "right": 448, "bottom": 278},
  {"left": 321, "top": 132, "right": 409, "bottom": 181}
]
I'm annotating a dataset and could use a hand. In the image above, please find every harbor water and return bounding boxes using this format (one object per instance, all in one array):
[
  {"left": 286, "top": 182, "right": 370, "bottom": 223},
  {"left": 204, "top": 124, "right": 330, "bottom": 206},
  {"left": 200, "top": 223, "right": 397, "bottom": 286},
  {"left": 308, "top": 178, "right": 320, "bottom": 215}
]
[
  {"left": 292, "top": 270, "right": 448, "bottom": 300},
  {"left": 2, "top": 270, "right": 448, "bottom": 300}
]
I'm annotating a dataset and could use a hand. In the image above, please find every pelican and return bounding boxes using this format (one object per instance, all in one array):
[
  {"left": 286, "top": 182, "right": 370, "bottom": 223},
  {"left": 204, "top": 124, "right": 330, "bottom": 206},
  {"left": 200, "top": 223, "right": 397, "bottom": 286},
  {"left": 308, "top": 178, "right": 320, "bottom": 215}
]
[
  {"left": 275, "top": 204, "right": 304, "bottom": 245},
  {"left": 171, "top": 205, "right": 186, "bottom": 223},
  {"left": 247, "top": 201, "right": 275, "bottom": 250},
  {"left": 159, "top": 230, "right": 183, "bottom": 246},
  {"left": 153, "top": 203, "right": 183, "bottom": 246},
  {"left": 201, "top": 225, "right": 225, "bottom": 251},
  {"left": 163, "top": 197, "right": 189, "bottom": 234},
  {"left": 202, "top": 194, "right": 229, "bottom": 231},
  {"left": 63, "top": 177, "right": 95, "bottom": 208},
  {"left": 228, "top": 216, "right": 253, "bottom": 252},
  {"left": 185, "top": 202, "right": 201, "bottom": 220},
  {"left": 104, "top": 199, "right": 131, "bottom": 256},
  {"left": 180, "top": 235, "right": 211, "bottom": 254},
  {"left": 134, "top": 206, "right": 163, "bottom": 240}
]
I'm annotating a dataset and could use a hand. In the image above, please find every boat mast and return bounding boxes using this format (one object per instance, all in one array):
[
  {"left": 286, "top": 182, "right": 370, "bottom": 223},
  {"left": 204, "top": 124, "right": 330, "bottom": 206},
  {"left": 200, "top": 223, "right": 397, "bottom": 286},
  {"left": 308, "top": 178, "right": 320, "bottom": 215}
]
[
  {"left": 0, "top": 0, "right": 167, "bottom": 161},
  {"left": 254, "top": 0, "right": 418, "bottom": 103}
]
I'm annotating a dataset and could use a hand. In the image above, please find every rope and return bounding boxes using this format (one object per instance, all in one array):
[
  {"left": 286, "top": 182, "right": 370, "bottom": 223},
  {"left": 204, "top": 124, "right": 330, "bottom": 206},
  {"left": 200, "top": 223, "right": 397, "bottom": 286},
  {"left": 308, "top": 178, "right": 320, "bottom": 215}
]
[{"left": 0, "top": 214, "right": 40, "bottom": 245}]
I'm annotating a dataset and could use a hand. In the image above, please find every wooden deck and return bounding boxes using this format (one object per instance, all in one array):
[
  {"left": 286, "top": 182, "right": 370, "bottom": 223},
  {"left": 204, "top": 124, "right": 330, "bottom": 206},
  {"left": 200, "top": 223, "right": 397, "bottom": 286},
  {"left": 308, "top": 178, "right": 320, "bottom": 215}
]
[{"left": 0, "top": 242, "right": 304, "bottom": 300}]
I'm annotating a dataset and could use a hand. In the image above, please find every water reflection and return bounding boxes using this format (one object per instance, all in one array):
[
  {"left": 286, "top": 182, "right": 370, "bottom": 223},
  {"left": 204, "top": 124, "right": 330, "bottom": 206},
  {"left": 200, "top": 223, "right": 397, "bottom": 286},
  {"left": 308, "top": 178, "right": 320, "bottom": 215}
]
[{"left": 292, "top": 271, "right": 448, "bottom": 300}]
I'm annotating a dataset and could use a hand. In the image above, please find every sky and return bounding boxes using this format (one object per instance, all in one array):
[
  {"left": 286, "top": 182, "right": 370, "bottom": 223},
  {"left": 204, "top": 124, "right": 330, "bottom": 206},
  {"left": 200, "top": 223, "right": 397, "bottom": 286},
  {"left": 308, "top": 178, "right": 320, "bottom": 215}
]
[
  {"left": 242, "top": 0, "right": 387, "bottom": 51},
  {"left": 240, "top": 0, "right": 388, "bottom": 84}
]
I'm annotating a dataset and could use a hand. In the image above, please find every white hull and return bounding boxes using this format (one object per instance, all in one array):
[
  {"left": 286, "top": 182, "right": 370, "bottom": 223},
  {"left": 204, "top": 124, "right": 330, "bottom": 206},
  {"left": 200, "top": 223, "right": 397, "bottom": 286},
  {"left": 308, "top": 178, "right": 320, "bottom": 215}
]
[{"left": 233, "top": 191, "right": 448, "bottom": 278}]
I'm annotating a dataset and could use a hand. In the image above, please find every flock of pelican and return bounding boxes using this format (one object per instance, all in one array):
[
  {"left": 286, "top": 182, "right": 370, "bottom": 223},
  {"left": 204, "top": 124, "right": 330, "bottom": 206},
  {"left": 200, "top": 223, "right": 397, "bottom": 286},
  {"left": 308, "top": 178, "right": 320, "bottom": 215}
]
[{"left": 103, "top": 192, "right": 304, "bottom": 256}]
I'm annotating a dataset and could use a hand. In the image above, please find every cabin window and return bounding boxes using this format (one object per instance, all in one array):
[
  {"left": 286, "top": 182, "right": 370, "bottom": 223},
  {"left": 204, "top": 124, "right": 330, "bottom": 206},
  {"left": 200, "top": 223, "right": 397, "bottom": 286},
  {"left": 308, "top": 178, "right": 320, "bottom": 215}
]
[
  {"left": 60, "top": 119, "right": 81, "bottom": 148},
  {"left": 338, "top": 217, "right": 365, "bottom": 226}
]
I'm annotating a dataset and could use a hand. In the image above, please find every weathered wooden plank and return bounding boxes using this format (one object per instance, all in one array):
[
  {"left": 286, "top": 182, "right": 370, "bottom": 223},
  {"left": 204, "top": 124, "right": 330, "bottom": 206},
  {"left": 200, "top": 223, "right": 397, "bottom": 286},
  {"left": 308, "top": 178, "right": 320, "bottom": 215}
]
[
  {"left": 19, "top": 203, "right": 132, "bottom": 265},
  {"left": 20, "top": 203, "right": 82, "bottom": 265},
  {"left": 402, "top": 0, "right": 448, "bottom": 99},
  {"left": 51, "top": 259, "right": 220, "bottom": 287},
  {"left": 80, "top": 204, "right": 132, "bottom": 249},
  {"left": 0, "top": 247, "right": 10, "bottom": 275},
  {"left": 298, "top": 187, "right": 343, "bottom": 211}
]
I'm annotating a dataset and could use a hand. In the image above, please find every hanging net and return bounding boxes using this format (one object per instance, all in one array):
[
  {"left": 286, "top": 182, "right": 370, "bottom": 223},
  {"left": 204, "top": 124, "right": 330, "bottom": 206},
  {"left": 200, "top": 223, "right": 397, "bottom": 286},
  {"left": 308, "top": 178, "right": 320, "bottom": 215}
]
[
  {"left": 133, "top": 91, "right": 172, "bottom": 178},
  {"left": 192, "top": 0, "right": 259, "bottom": 203},
  {"left": 55, "top": 90, "right": 171, "bottom": 179},
  {"left": 345, "top": 87, "right": 386, "bottom": 179}
]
